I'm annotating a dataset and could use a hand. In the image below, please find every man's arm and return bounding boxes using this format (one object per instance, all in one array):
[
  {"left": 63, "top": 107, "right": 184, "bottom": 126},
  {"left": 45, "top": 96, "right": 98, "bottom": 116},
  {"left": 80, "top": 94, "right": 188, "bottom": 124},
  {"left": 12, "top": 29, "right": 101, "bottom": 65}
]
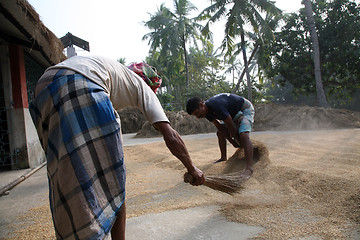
[
  {"left": 223, "top": 115, "right": 238, "bottom": 139},
  {"left": 212, "top": 118, "right": 240, "bottom": 147},
  {"left": 153, "top": 121, "right": 205, "bottom": 186}
]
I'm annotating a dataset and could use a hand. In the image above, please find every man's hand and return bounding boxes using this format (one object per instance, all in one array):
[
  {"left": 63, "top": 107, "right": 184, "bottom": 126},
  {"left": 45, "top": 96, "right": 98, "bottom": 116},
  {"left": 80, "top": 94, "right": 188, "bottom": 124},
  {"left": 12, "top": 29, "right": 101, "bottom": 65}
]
[
  {"left": 223, "top": 115, "right": 239, "bottom": 140},
  {"left": 212, "top": 119, "right": 240, "bottom": 147},
  {"left": 187, "top": 166, "right": 205, "bottom": 186}
]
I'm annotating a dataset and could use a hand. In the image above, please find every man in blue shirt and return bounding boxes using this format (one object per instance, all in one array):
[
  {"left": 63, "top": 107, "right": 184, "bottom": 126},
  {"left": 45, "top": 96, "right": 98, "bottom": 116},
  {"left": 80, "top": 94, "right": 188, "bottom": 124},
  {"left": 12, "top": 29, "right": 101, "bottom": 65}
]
[{"left": 186, "top": 93, "right": 255, "bottom": 176}]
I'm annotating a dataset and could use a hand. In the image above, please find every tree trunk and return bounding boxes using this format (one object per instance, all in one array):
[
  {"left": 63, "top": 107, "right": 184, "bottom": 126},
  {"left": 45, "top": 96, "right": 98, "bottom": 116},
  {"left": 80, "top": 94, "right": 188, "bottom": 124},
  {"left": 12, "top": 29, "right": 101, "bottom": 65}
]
[
  {"left": 303, "top": 0, "right": 330, "bottom": 108},
  {"left": 240, "top": 31, "right": 252, "bottom": 101},
  {"left": 166, "top": 78, "right": 172, "bottom": 95},
  {"left": 232, "top": 43, "right": 259, "bottom": 94},
  {"left": 232, "top": 66, "right": 235, "bottom": 86},
  {"left": 182, "top": 36, "right": 189, "bottom": 93}
]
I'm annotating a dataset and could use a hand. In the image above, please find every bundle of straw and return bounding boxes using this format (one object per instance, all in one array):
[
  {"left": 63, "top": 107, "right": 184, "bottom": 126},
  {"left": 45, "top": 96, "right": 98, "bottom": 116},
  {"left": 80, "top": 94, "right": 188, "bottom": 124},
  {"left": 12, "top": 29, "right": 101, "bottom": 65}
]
[{"left": 184, "top": 171, "right": 251, "bottom": 195}]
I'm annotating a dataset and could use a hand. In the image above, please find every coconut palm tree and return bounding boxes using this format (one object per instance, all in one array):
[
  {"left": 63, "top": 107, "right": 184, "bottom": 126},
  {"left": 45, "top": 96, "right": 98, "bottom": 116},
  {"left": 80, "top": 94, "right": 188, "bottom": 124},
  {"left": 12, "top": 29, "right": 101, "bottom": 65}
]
[
  {"left": 303, "top": 0, "right": 330, "bottom": 108},
  {"left": 231, "top": 12, "right": 283, "bottom": 94},
  {"left": 225, "top": 55, "right": 242, "bottom": 86},
  {"left": 143, "top": 0, "right": 203, "bottom": 92},
  {"left": 199, "top": 0, "right": 281, "bottom": 101}
]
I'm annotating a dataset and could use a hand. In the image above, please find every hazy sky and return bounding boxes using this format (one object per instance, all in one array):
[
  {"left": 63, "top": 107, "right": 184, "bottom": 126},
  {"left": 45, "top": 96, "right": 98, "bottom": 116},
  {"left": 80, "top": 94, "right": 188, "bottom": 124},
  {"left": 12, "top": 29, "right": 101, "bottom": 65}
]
[{"left": 28, "top": 0, "right": 302, "bottom": 64}]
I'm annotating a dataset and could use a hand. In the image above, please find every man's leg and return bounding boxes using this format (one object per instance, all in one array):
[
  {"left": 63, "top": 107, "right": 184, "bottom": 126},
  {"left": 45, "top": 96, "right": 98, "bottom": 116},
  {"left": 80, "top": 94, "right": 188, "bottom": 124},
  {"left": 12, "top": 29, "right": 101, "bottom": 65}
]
[
  {"left": 239, "top": 132, "right": 253, "bottom": 173},
  {"left": 111, "top": 202, "right": 126, "bottom": 240},
  {"left": 214, "top": 130, "right": 227, "bottom": 163}
]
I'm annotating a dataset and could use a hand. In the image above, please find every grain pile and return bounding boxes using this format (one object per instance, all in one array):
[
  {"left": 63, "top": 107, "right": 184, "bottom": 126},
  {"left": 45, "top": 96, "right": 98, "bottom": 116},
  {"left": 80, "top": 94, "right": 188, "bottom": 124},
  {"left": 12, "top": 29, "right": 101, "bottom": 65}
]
[
  {"left": 7, "top": 204, "right": 54, "bottom": 240},
  {"left": 125, "top": 129, "right": 360, "bottom": 239},
  {"left": 184, "top": 140, "right": 270, "bottom": 194},
  {"left": 123, "top": 129, "right": 360, "bottom": 239},
  {"left": 221, "top": 129, "right": 360, "bottom": 239}
]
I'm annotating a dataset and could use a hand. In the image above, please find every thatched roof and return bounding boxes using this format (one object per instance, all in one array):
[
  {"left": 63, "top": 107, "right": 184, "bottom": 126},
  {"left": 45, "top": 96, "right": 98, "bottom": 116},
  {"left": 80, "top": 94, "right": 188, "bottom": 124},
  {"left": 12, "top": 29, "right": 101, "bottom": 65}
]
[{"left": 0, "top": 0, "right": 66, "bottom": 67}]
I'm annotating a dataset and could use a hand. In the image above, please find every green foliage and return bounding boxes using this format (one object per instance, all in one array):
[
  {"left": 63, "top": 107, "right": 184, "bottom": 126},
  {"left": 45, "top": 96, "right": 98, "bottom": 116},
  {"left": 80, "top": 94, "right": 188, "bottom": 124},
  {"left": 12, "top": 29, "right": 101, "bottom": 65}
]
[
  {"left": 186, "top": 43, "right": 234, "bottom": 100},
  {"left": 139, "top": 0, "right": 359, "bottom": 110},
  {"left": 117, "top": 58, "right": 126, "bottom": 65},
  {"left": 157, "top": 92, "right": 176, "bottom": 111},
  {"left": 265, "top": 0, "right": 360, "bottom": 105},
  {"left": 198, "top": 0, "right": 281, "bottom": 57},
  {"left": 142, "top": 0, "right": 206, "bottom": 91},
  {"left": 197, "top": 0, "right": 282, "bottom": 101},
  {"left": 264, "top": 78, "right": 318, "bottom": 105},
  {"left": 232, "top": 75, "right": 272, "bottom": 104}
]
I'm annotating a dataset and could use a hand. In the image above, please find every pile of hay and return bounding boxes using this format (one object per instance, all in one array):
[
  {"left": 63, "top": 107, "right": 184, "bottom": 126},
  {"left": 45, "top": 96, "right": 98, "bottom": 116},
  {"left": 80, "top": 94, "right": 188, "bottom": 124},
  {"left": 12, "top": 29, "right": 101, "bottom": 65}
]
[
  {"left": 254, "top": 103, "right": 360, "bottom": 131},
  {"left": 118, "top": 107, "right": 146, "bottom": 134},
  {"left": 135, "top": 110, "right": 215, "bottom": 138},
  {"left": 119, "top": 104, "right": 360, "bottom": 138}
]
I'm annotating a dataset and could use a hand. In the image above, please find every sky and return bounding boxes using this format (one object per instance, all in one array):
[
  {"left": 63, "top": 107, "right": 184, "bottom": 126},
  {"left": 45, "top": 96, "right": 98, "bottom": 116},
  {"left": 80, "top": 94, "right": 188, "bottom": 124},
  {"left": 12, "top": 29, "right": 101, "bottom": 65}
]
[{"left": 27, "top": 0, "right": 303, "bottom": 64}]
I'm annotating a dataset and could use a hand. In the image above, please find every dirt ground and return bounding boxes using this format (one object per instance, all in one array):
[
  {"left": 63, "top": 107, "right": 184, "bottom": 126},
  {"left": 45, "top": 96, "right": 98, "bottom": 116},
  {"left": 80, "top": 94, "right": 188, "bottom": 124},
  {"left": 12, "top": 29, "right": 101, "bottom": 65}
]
[
  {"left": 3, "top": 104, "right": 360, "bottom": 239},
  {"left": 126, "top": 129, "right": 360, "bottom": 239}
]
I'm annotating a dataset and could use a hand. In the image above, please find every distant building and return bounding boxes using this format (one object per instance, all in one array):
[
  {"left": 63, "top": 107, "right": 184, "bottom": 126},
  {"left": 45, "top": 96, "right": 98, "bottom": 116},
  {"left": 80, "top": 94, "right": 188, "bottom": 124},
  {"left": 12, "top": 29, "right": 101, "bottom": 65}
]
[{"left": 0, "top": 0, "right": 66, "bottom": 169}]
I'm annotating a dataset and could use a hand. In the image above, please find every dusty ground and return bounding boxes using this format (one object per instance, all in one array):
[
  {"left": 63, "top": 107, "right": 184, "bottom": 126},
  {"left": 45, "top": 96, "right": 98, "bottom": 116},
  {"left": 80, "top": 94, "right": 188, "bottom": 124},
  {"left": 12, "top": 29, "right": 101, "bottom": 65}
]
[
  {"left": 132, "top": 103, "right": 360, "bottom": 137},
  {"left": 125, "top": 129, "right": 360, "bottom": 239},
  {"left": 4, "top": 129, "right": 360, "bottom": 239},
  {"left": 2, "top": 104, "right": 360, "bottom": 239}
]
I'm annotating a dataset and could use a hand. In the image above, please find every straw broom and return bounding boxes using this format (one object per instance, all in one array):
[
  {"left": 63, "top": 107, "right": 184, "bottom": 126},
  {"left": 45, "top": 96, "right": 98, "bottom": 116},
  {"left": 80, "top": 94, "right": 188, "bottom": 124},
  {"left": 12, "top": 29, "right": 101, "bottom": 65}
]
[
  {"left": 184, "top": 171, "right": 251, "bottom": 195},
  {"left": 183, "top": 140, "right": 267, "bottom": 194}
]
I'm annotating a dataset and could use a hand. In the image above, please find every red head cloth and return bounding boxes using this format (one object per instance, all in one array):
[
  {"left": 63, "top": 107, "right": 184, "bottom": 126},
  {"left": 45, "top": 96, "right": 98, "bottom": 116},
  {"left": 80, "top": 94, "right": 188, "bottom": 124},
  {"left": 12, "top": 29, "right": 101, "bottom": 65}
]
[{"left": 128, "top": 62, "right": 162, "bottom": 93}]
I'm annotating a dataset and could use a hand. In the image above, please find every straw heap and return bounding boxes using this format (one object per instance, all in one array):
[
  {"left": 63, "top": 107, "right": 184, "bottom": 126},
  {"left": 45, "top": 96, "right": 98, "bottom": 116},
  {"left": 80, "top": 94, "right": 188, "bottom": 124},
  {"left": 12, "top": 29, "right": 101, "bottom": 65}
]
[{"left": 184, "top": 171, "right": 251, "bottom": 195}]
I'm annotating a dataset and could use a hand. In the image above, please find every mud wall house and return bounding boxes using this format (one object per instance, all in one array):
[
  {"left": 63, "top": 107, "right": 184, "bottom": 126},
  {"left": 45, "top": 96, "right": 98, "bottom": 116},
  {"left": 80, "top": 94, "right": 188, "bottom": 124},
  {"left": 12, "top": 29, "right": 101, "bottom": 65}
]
[{"left": 0, "top": 0, "right": 66, "bottom": 169}]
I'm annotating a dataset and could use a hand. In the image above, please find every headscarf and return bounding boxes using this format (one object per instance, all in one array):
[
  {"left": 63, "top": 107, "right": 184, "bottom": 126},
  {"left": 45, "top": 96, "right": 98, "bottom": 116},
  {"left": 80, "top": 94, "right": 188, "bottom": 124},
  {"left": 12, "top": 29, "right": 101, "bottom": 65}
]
[{"left": 128, "top": 62, "right": 162, "bottom": 93}]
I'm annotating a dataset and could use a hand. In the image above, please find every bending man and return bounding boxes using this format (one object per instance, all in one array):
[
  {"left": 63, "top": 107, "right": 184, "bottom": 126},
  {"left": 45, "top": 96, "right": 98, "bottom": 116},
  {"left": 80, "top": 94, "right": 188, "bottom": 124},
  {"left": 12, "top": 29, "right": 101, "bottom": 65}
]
[
  {"left": 186, "top": 93, "right": 255, "bottom": 175},
  {"left": 30, "top": 56, "right": 204, "bottom": 240}
]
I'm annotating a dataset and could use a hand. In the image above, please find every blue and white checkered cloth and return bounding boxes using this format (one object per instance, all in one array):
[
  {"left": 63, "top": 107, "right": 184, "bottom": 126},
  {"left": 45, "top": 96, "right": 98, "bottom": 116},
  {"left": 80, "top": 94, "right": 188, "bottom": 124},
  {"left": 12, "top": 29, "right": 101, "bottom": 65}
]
[{"left": 30, "top": 72, "right": 125, "bottom": 239}]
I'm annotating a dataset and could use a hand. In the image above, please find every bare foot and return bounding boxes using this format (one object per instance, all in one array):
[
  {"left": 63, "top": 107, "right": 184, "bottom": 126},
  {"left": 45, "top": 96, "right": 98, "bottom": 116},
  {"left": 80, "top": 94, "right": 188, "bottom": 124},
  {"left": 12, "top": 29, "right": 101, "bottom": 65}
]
[
  {"left": 240, "top": 168, "right": 253, "bottom": 180},
  {"left": 213, "top": 158, "right": 226, "bottom": 163},
  {"left": 246, "top": 168, "right": 253, "bottom": 175}
]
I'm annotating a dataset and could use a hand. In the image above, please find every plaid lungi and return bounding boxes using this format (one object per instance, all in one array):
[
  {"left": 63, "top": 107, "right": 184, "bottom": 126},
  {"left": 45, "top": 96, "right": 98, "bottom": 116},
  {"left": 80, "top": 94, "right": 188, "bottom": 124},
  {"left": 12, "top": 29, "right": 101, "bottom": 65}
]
[
  {"left": 238, "top": 98, "right": 255, "bottom": 133},
  {"left": 30, "top": 72, "right": 125, "bottom": 239}
]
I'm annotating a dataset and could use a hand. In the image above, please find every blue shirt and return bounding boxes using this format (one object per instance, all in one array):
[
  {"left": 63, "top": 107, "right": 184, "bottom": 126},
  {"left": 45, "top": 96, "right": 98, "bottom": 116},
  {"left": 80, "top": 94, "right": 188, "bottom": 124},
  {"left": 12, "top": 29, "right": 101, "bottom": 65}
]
[{"left": 205, "top": 93, "right": 245, "bottom": 122}]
